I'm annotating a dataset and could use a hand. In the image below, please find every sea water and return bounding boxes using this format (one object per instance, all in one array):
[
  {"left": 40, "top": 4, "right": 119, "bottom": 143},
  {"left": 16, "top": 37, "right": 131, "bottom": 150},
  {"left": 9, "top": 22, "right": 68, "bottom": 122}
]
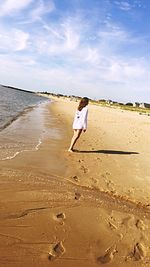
[
  {"left": 0, "top": 85, "right": 46, "bottom": 130},
  {"left": 0, "top": 85, "right": 49, "bottom": 160}
]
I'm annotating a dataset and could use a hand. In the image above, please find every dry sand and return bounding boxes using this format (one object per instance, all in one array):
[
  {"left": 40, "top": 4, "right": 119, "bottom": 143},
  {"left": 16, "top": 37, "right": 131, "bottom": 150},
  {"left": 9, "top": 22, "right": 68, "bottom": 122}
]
[{"left": 0, "top": 96, "right": 150, "bottom": 267}]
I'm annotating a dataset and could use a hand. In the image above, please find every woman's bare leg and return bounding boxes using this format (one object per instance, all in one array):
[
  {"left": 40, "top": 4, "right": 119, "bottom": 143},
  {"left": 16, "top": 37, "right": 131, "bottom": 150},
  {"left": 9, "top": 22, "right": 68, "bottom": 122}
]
[{"left": 68, "top": 129, "right": 82, "bottom": 152}]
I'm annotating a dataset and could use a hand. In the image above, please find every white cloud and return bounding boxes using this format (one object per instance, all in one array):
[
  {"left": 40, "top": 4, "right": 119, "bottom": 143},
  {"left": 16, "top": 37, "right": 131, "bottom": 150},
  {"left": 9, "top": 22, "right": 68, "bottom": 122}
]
[
  {"left": 35, "top": 18, "right": 81, "bottom": 56},
  {"left": 114, "top": 1, "right": 133, "bottom": 11},
  {"left": 85, "top": 48, "right": 100, "bottom": 64},
  {"left": 98, "top": 21, "right": 132, "bottom": 47},
  {"left": 104, "top": 57, "right": 147, "bottom": 82},
  {"left": 0, "top": 0, "right": 33, "bottom": 16},
  {"left": 14, "top": 29, "right": 29, "bottom": 51},
  {"left": 28, "top": 0, "right": 55, "bottom": 22},
  {"left": 63, "top": 23, "right": 80, "bottom": 50},
  {"left": 0, "top": 27, "right": 29, "bottom": 51}
]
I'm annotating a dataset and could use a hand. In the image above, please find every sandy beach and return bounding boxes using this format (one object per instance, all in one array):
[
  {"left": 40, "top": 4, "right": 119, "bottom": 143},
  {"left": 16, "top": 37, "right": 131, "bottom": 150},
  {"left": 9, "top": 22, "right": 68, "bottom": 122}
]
[{"left": 0, "top": 97, "right": 150, "bottom": 267}]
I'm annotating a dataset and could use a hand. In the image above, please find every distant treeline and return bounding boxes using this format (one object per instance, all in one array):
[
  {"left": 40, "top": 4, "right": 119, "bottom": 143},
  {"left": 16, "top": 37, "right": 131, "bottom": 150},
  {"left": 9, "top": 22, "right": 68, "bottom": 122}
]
[
  {"left": 40, "top": 91, "right": 150, "bottom": 109},
  {"left": 2, "top": 84, "right": 35, "bottom": 94}
]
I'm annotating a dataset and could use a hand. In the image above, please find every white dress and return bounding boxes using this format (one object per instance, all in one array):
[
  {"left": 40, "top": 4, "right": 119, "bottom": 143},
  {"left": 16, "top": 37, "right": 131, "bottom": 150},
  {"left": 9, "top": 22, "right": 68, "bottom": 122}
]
[{"left": 73, "top": 106, "right": 88, "bottom": 130}]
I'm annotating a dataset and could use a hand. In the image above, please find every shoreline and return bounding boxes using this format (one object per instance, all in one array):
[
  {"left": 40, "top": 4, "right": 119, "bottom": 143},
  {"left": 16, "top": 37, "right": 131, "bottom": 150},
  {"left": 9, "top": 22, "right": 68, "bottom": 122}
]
[
  {"left": 0, "top": 84, "right": 47, "bottom": 132},
  {"left": 0, "top": 101, "right": 53, "bottom": 161},
  {"left": 0, "top": 97, "right": 150, "bottom": 266}
]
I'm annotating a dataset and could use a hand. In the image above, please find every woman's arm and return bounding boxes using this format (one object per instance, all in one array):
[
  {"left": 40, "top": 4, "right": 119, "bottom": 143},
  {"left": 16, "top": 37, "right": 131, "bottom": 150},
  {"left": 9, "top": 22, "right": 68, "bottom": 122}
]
[{"left": 82, "top": 107, "right": 88, "bottom": 130}]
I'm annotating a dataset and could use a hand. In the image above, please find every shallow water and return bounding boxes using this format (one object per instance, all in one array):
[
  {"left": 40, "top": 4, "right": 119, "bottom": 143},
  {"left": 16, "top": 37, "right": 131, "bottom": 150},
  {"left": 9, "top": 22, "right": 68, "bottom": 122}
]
[
  {"left": 0, "top": 86, "right": 59, "bottom": 160},
  {"left": 0, "top": 85, "right": 46, "bottom": 131},
  {"left": 0, "top": 103, "right": 45, "bottom": 160}
]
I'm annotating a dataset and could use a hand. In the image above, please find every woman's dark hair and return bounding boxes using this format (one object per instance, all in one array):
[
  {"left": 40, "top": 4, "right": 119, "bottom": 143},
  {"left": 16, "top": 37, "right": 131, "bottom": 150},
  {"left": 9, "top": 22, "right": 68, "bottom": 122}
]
[{"left": 78, "top": 97, "right": 89, "bottom": 111}]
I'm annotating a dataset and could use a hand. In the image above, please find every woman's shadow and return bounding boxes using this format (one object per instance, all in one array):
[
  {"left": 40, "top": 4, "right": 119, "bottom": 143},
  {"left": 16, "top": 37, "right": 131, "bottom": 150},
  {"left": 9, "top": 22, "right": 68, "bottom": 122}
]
[{"left": 75, "top": 149, "right": 139, "bottom": 155}]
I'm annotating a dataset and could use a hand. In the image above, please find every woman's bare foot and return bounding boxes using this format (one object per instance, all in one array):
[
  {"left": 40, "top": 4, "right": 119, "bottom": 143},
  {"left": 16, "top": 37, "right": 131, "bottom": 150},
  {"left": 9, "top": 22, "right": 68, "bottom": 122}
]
[{"left": 68, "top": 148, "right": 74, "bottom": 152}]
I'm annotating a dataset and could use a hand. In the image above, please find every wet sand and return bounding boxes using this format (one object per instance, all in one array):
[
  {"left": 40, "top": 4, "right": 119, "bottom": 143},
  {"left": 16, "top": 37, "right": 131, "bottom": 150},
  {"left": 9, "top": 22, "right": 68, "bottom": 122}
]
[{"left": 0, "top": 98, "right": 150, "bottom": 267}]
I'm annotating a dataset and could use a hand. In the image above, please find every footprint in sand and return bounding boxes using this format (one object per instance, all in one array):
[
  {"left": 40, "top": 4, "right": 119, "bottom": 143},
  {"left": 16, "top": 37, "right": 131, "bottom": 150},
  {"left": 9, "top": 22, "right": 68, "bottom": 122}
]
[
  {"left": 97, "top": 245, "right": 118, "bottom": 264},
  {"left": 105, "top": 171, "right": 111, "bottom": 176},
  {"left": 106, "top": 179, "right": 114, "bottom": 191},
  {"left": 121, "top": 215, "right": 133, "bottom": 227},
  {"left": 133, "top": 243, "right": 146, "bottom": 260},
  {"left": 97, "top": 157, "right": 102, "bottom": 162},
  {"left": 75, "top": 192, "right": 81, "bottom": 200},
  {"left": 72, "top": 175, "right": 79, "bottom": 182},
  {"left": 126, "top": 243, "right": 146, "bottom": 261},
  {"left": 135, "top": 219, "right": 145, "bottom": 231},
  {"left": 54, "top": 213, "right": 66, "bottom": 225},
  {"left": 91, "top": 177, "right": 98, "bottom": 184},
  {"left": 78, "top": 159, "right": 84, "bottom": 163},
  {"left": 80, "top": 165, "right": 88, "bottom": 173},
  {"left": 56, "top": 212, "right": 66, "bottom": 220},
  {"left": 108, "top": 221, "right": 117, "bottom": 230},
  {"left": 48, "top": 241, "right": 65, "bottom": 261}
]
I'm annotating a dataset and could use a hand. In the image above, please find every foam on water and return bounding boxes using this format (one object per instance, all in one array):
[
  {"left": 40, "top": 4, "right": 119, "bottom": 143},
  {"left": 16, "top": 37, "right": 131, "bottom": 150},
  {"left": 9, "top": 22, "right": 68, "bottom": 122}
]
[{"left": 1, "top": 138, "right": 42, "bottom": 161}]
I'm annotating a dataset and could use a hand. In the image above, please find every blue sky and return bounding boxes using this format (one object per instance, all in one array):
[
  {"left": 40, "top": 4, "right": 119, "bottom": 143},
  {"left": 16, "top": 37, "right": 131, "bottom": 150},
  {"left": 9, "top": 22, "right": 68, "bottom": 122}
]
[{"left": 0, "top": 0, "right": 150, "bottom": 102}]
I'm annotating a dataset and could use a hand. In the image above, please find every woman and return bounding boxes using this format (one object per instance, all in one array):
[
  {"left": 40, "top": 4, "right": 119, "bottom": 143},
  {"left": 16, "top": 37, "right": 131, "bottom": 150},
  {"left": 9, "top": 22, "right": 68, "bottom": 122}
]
[{"left": 68, "top": 97, "right": 89, "bottom": 152}]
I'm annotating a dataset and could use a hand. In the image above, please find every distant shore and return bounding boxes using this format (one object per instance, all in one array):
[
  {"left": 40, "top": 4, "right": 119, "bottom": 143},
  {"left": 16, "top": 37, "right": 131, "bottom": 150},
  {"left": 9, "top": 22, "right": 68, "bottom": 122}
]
[
  {"left": 0, "top": 94, "right": 150, "bottom": 266},
  {"left": 2, "top": 84, "right": 36, "bottom": 94},
  {"left": 39, "top": 92, "right": 150, "bottom": 115}
]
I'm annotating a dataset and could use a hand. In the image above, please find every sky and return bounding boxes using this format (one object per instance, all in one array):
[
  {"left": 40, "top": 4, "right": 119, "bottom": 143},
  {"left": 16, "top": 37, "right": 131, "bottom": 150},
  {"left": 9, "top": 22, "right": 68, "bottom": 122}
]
[{"left": 0, "top": 0, "right": 150, "bottom": 102}]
